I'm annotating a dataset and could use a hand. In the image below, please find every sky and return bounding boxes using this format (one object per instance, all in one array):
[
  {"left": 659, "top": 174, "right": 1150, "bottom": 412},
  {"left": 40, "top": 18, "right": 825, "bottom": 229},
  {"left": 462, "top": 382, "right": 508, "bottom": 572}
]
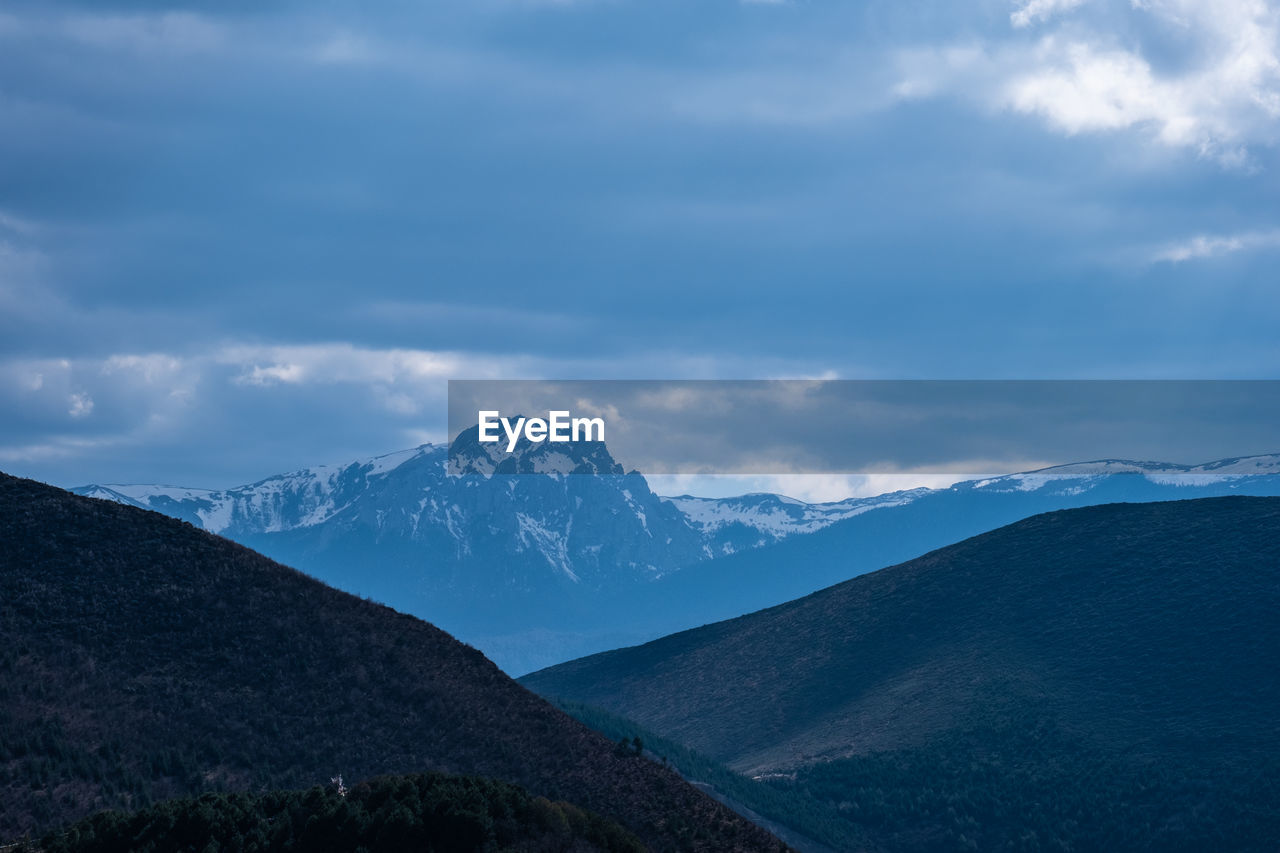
[{"left": 2, "top": 0, "right": 1279, "bottom": 490}]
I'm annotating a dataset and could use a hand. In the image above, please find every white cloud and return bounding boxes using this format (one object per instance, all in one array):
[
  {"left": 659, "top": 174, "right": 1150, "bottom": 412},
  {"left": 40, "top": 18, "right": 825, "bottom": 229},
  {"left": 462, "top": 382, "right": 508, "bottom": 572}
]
[
  {"left": 67, "top": 392, "right": 94, "bottom": 418},
  {"left": 236, "top": 362, "right": 308, "bottom": 387},
  {"left": 102, "top": 354, "right": 185, "bottom": 383},
  {"left": 1153, "top": 228, "right": 1280, "bottom": 262},
  {"left": 1001, "top": 36, "right": 1255, "bottom": 163},
  {"left": 1011, "top": 0, "right": 1089, "bottom": 29},
  {"left": 1006, "top": 41, "right": 1169, "bottom": 135},
  {"left": 895, "top": 0, "right": 1280, "bottom": 164},
  {"left": 219, "top": 343, "right": 492, "bottom": 388}
]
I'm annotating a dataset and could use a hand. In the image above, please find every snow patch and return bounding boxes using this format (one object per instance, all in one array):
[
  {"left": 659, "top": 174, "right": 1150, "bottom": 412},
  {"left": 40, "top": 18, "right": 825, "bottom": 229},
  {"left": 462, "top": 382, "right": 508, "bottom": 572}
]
[
  {"left": 98, "top": 484, "right": 216, "bottom": 502},
  {"left": 669, "top": 489, "right": 927, "bottom": 541}
]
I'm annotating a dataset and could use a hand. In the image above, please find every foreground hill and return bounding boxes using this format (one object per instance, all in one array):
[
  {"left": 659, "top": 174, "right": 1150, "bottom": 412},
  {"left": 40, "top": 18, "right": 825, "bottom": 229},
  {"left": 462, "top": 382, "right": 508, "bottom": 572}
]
[
  {"left": 524, "top": 498, "right": 1280, "bottom": 850},
  {"left": 0, "top": 472, "right": 782, "bottom": 852}
]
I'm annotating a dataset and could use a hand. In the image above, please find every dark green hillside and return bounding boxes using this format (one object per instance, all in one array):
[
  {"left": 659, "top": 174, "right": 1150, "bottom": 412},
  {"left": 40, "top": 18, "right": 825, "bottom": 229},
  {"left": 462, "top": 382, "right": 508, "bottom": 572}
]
[
  {"left": 524, "top": 497, "right": 1280, "bottom": 851},
  {"left": 30, "top": 773, "right": 643, "bottom": 853},
  {"left": 0, "top": 472, "right": 783, "bottom": 852},
  {"left": 553, "top": 700, "right": 867, "bottom": 853}
]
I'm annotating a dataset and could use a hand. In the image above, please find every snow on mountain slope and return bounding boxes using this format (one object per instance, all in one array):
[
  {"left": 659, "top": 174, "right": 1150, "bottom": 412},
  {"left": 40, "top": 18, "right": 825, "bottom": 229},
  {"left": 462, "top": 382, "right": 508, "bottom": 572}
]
[
  {"left": 92, "top": 484, "right": 218, "bottom": 503},
  {"left": 966, "top": 454, "right": 1280, "bottom": 493},
  {"left": 74, "top": 485, "right": 151, "bottom": 509},
  {"left": 669, "top": 489, "right": 932, "bottom": 554},
  {"left": 85, "top": 446, "right": 437, "bottom": 535}
]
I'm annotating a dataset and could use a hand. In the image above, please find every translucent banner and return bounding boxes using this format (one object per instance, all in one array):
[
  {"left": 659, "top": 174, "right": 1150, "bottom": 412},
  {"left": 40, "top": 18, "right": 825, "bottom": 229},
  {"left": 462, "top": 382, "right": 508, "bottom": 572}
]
[{"left": 447, "top": 380, "right": 1280, "bottom": 476}]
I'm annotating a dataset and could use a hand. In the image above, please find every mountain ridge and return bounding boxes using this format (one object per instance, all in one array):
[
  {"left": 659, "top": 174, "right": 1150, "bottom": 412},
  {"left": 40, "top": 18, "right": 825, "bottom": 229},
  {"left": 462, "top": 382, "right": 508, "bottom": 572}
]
[
  {"left": 76, "top": 448, "right": 1280, "bottom": 543},
  {"left": 70, "top": 446, "right": 1280, "bottom": 673}
]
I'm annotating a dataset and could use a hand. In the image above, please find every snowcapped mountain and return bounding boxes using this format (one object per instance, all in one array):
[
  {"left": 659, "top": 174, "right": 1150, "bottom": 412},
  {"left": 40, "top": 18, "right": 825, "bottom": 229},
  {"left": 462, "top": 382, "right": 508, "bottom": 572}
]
[
  {"left": 78, "top": 434, "right": 709, "bottom": 593},
  {"left": 79, "top": 446, "right": 430, "bottom": 536},
  {"left": 78, "top": 431, "right": 894, "bottom": 593},
  {"left": 74, "top": 446, "right": 1280, "bottom": 673}
]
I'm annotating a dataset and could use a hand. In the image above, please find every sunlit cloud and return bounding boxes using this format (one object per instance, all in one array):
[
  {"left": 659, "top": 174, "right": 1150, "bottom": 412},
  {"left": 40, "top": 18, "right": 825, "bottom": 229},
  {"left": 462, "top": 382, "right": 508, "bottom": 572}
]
[{"left": 895, "top": 0, "right": 1280, "bottom": 164}]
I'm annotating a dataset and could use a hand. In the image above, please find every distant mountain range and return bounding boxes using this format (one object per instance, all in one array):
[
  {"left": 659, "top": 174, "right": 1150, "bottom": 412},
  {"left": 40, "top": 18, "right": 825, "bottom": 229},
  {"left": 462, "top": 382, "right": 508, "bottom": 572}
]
[
  {"left": 0, "top": 471, "right": 780, "bottom": 851},
  {"left": 74, "top": 436, "right": 1280, "bottom": 672},
  {"left": 75, "top": 434, "right": 881, "bottom": 578},
  {"left": 524, "top": 497, "right": 1280, "bottom": 851}
]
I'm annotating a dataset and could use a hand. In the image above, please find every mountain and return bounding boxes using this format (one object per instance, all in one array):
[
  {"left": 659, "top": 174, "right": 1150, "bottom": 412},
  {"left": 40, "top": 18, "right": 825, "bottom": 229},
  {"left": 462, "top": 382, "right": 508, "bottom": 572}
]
[
  {"left": 73, "top": 446, "right": 1280, "bottom": 673},
  {"left": 74, "top": 438, "right": 717, "bottom": 675},
  {"left": 0, "top": 471, "right": 784, "bottom": 852},
  {"left": 74, "top": 443, "right": 704, "bottom": 588},
  {"left": 522, "top": 497, "right": 1280, "bottom": 851},
  {"left": 69, "top": 434, "right": 888, "bottom": 673}
]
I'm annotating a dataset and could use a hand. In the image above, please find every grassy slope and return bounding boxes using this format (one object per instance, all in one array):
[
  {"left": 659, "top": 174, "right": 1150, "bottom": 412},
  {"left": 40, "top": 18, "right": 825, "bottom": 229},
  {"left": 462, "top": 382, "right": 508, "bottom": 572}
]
[{"left": 524, "top": 497, "right": 1280, "bottom": 770}]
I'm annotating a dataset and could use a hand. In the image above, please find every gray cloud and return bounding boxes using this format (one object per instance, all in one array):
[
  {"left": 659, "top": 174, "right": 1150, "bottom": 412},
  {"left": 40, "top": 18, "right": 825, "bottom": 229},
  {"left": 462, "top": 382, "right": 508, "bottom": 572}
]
[{"left": 2, "top": 0, "right": 1279, "bottom": 489}]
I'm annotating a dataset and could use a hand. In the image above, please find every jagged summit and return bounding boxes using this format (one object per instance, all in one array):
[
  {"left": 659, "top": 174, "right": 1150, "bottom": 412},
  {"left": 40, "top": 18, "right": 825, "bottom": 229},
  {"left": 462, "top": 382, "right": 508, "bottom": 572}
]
[{"left": 448, "top": 422, "right": 625, "bottom": 478}]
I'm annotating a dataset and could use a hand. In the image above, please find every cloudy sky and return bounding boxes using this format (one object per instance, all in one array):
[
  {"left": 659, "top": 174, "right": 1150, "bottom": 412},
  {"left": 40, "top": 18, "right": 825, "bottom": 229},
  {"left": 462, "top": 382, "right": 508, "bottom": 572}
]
[{"left": 2, "top": 0, "right": 1279, "bottom": 489}]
